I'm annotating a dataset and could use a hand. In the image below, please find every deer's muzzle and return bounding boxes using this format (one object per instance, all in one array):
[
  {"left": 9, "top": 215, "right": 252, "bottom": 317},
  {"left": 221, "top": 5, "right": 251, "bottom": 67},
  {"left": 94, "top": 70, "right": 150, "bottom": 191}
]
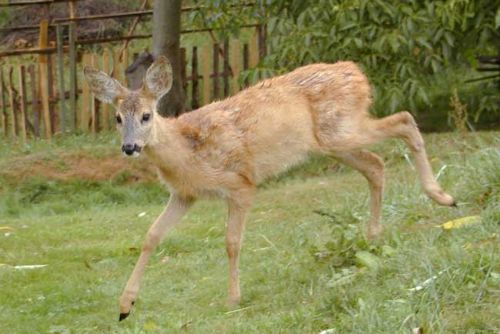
[{"left": 122, "top": 144, "right": 142, "bottom": 156}]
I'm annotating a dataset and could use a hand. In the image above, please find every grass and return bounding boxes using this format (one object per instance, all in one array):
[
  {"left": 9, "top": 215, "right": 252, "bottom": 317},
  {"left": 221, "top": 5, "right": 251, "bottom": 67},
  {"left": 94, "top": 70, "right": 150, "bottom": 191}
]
[{"left": 0, "top": 131, "right": 499, "bottom": 333}]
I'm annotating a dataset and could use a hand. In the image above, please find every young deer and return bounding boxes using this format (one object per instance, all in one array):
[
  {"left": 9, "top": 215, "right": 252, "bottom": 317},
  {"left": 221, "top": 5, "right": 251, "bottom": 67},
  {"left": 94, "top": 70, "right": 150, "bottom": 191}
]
[{"left": 84, "top": 57, "right": 455, "bottom": 321}]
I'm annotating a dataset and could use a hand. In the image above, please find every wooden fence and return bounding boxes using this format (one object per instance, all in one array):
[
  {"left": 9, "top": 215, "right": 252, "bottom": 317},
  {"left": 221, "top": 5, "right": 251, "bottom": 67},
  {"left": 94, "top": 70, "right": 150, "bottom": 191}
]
[{"left": 0, "top": 3, "right": 266, "bottom": 141}]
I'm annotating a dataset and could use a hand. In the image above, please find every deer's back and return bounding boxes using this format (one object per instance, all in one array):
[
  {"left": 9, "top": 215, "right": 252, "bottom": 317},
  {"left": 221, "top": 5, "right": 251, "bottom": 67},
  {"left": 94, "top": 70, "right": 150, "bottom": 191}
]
[{"left": 172, "top": 61, "right": 372, "bottom": 188}]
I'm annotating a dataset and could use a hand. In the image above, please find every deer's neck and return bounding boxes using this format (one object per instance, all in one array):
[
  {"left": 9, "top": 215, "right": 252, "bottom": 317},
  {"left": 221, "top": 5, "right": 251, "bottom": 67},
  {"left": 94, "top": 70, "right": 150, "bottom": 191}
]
[
  {"left": 143, "top": 115, "right": 186, "bottom": 168},
  {"left": 144, "top": 115, "right": 201, "bottom": 197}
]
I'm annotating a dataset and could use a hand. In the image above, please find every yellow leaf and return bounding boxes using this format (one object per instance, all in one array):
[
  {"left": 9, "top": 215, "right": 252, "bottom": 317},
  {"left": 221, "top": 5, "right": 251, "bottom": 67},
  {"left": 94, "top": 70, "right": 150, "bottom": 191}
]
[
  {"left": 440, "top": 215, "right": 481, "bottom": 230},
  {"left": 0, "top": 226, "right": 14, "bottom": 232}
]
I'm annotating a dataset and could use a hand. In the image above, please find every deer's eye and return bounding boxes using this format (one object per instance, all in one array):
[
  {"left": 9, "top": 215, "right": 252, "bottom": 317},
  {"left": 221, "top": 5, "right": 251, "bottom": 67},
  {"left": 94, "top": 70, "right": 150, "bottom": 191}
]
[
  {"left": 116, "top": 115, "right": 122, "bottom": 124},
  {"left": 142, "top": 113, "right": 151, "bottom": 123}
]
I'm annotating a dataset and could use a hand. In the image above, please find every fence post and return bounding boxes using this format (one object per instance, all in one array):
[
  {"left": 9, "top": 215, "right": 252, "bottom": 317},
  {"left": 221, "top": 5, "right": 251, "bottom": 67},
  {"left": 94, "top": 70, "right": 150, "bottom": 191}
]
[
  {"left": 122, "top": 47, "right": 129, "bottom": 75},
  {"left": 223, "top": 40, "right": 230, "bottom": 97},
  {"left": 102, "top": 48, "right": 111, "bottom": 130},
  {"left": 201, "top": 44, "right": 211, "bottom": 105},
  {"left": 48, "top": 51, "right": 57, "bottom": 134},
  {"left": 113, "top": 46, "right": 129, "bottom": 83},
  {"left": 0, "top": 69, "right": 7, "bottom": 137},
  {"left": 81, "top": 53, "right": 92, "bottom": 132},
  {"left": 180, "top": 48, "right": 187, "bottom": 108},
  {"left": 68, "top": 0, "right": 76, "bottom": 19},
  {"left": 243, "top": 43, "right": 249, "bottom": 87},
  {"left": 230, "top": 40, "right": 241, "bottom": 94},
  {"left": 113, "top": 48, "right": 125, "bottom": 85},
  {"left": 191, "top": 46, "right": 199, "bottom": 109},
  {"left": 68, "top": 22, "right": 77, "bottom": 131},
  {"left": 29, "top": 65, "right": 40, "bottom": 138},
  {"left": 7, "top": 67, "right": 17, "bottom": 139},
  {"left": 17, "top": 65, "right": 28, "bottom": 141},
  {"left": 212, "top": 43, "right": 219, "bottom": 99},
  {"left": 257, "top": 24, "right": 267, "bottom": 60},
  {"left": 90, "top": 54, "right": 99, "bottom": 133},
  {"left": 38, "top": 19, "right": 52, "bottom": 139},
  {"left": 249, "top": 28, "right": 259, "bottom": 69},
  {"left": 56, "top": 23, "right": 67, "bottom": 134}
]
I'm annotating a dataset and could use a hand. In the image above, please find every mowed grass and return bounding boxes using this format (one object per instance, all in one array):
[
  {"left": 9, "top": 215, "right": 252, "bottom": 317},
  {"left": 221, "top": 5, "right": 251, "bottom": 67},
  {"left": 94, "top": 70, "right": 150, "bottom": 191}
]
[{"left": 0, "top": 132, "right": 499, "bottom": 333}]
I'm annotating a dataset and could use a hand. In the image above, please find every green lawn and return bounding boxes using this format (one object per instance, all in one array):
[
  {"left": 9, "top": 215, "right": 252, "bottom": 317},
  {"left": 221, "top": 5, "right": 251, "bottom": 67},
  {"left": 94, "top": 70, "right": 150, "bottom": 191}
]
[{"left": 0, "top": 132, "right": 498, "bottom": 333}]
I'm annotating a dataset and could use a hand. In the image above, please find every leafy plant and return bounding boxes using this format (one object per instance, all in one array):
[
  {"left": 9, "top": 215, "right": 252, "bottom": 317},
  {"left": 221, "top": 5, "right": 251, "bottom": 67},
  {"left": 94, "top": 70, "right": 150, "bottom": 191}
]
[
  {"left": 262, "top": 0, "right": 499, "bottom": 120},
  {"left": 190, "top": 1, "right": 499, "bottom": 127}
]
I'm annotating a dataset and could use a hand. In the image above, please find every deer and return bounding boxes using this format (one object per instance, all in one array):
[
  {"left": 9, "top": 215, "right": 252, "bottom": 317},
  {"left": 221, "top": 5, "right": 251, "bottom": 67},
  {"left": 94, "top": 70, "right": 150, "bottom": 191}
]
[{"left": 83, "top": 56, "right": 455, "bottom": 321}]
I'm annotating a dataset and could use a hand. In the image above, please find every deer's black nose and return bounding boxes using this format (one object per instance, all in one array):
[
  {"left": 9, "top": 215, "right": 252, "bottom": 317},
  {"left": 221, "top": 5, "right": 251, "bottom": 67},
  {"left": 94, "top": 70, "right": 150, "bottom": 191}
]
[{"left": 122, "top": 144, "right": 136, "bottom": 155}]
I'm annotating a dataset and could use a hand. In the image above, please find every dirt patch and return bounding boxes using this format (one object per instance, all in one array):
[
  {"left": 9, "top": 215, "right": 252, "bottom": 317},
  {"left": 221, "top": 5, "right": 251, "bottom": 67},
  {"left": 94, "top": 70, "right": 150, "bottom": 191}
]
[{"left": 0, "top": 151, "right": 157, "bottom": 184}]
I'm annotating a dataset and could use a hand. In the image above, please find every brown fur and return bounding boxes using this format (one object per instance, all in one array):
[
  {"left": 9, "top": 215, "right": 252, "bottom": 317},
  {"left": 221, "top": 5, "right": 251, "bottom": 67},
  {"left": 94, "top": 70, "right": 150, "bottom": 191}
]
[{"left": 84, "top": 58, "right": 454, "bottom": 319}]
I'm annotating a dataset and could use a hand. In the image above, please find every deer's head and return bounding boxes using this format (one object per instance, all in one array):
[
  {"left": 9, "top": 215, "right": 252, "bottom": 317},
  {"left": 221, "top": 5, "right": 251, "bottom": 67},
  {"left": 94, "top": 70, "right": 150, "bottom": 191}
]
[{"left": 83, "top": 56, "right": 172, "bottom": 156}]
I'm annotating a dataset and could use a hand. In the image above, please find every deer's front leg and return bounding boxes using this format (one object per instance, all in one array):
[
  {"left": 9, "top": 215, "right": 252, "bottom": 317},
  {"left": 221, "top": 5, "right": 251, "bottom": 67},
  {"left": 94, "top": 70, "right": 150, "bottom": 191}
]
[
  {"left": 225, "top": 189, "right": 254, "bottom": 306},
  {"left": 119, "top": 194, "right": 192, "bottom": 321}
]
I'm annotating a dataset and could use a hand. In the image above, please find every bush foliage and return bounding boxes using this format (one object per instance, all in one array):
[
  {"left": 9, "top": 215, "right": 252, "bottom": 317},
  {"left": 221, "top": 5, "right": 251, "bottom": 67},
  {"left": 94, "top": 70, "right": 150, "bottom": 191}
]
[
  {"left": 192, "top": 0, "right": 499, "bottom": 126},
  {"left": 267, "top": 0, "right": 498, "bottom": 114}
]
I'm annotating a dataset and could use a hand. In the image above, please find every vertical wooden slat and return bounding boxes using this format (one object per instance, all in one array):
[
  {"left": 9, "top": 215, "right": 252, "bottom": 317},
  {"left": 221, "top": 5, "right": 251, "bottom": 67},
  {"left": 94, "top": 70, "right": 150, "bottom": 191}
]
[
  {"left": 223, "top": 40, "right": 230, "bottom": 97},
  {"left": 212, "top": 43, "right": 219, "bottom": 99},
  {"left": 17, "top": 65, "right": 28, "bottom": 141},
  {"left": 201, "top": 44, "right": 211, "bottom": 105},
  {"left": 48, "top": 53, "right": 57, "bottom": 134},
  {"left": 38, "top": 19, "right": 52, "bottom": 138},
  {"left": 0, "top": 69, "right": 7, "bottom": 137},
  {"left": 230, "top": 40, "right": 241, "bottom": 94},
  {"left": 113, "top": 49, "right": 124, "bottom": 85},
  {"left": 113, "top": 46, "right": 129, "bottom": 85},
  {"left": 56, "top": 23, "right": 66, "bottom": 134},
  {"left": 93, "top": 99, "right": 100, "bottom": 133},
  {"left": 112, "top": 51, "right": 119, "bottom": 82},
  {"left": 29, "top": 65, "right": 40, "bottom": 138},
  {"left": 191, "top": 46, "right": 199, "bottom": 110},
  {"left": 7, "top": 67, "right": 17, "bottom": 139},
  {"left": 102, "top": 48, "right": 111, "bottom": 130},
  {"left": 249, "top": 28, "right": 259, "bottom": 69},
  {"left": 180, "top": 48, "right": 187, "bottom": 103},
  {"left": 68, "top": 0, "right": 76, "bottom": 19},
  {"left": 180, "top": 48, "right": 191, "bottom": 110},
  {"left": 90, "top": 53, "right": 99, "bottom": 133},
  {"left": 122, "top": 47, "right": 129, "bottom": 71},
  {"left": 68, "top": 22, "right": 77, "bottom": 131},
  {"left": 81, "top": 53, "right": 93, "bottom": 132},
  {"left": 257, "top": 24, "right": 267, "bottom": 60},
  {"left": 243, "top": 43, "right": 250, "bottom": 87},
  {"left": 67, "top": 0, "right": 76, "bottom": 133}
]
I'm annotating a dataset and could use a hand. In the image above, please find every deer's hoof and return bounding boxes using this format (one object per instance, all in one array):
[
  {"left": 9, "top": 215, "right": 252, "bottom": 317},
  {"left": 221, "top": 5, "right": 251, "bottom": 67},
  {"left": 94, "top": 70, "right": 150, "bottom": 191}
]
[
  {"left": 427, "top": 188, "right": 455, "bottom": 207},
  {"left": 119, "top": 300, "right": 134, "bottom": 322},
  {"left": 119, "top": 312, "right": 130, "bottom": 322}
]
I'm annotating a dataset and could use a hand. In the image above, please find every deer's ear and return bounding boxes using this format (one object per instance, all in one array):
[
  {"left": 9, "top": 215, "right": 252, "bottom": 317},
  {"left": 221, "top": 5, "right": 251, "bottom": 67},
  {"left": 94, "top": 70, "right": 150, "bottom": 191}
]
[
  {"left": 83, "top": 67, "right": 127, "bottom": 104},
  {"left": 143, "top": 56, "right": 173, "bottom": 99}
]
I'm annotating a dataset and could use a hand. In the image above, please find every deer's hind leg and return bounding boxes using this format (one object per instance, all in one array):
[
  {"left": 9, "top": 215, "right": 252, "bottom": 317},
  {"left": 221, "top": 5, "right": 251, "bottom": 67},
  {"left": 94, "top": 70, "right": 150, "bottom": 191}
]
[
  {"left": 333, "top": 150, "right": 385, "bottom": 239},
  {"left": 357, "top": 112, "right": 455, "bottom": 206},
  {"left": 322, "top": 111, "right": 454, "bottom": 207}
]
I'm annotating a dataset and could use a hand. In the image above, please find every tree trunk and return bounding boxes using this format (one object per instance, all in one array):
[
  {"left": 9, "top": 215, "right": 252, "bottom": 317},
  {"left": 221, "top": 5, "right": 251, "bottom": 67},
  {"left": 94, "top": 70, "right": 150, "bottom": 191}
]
[{"left": 152, "top": 0, "right": 185, "bottom": 117}]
